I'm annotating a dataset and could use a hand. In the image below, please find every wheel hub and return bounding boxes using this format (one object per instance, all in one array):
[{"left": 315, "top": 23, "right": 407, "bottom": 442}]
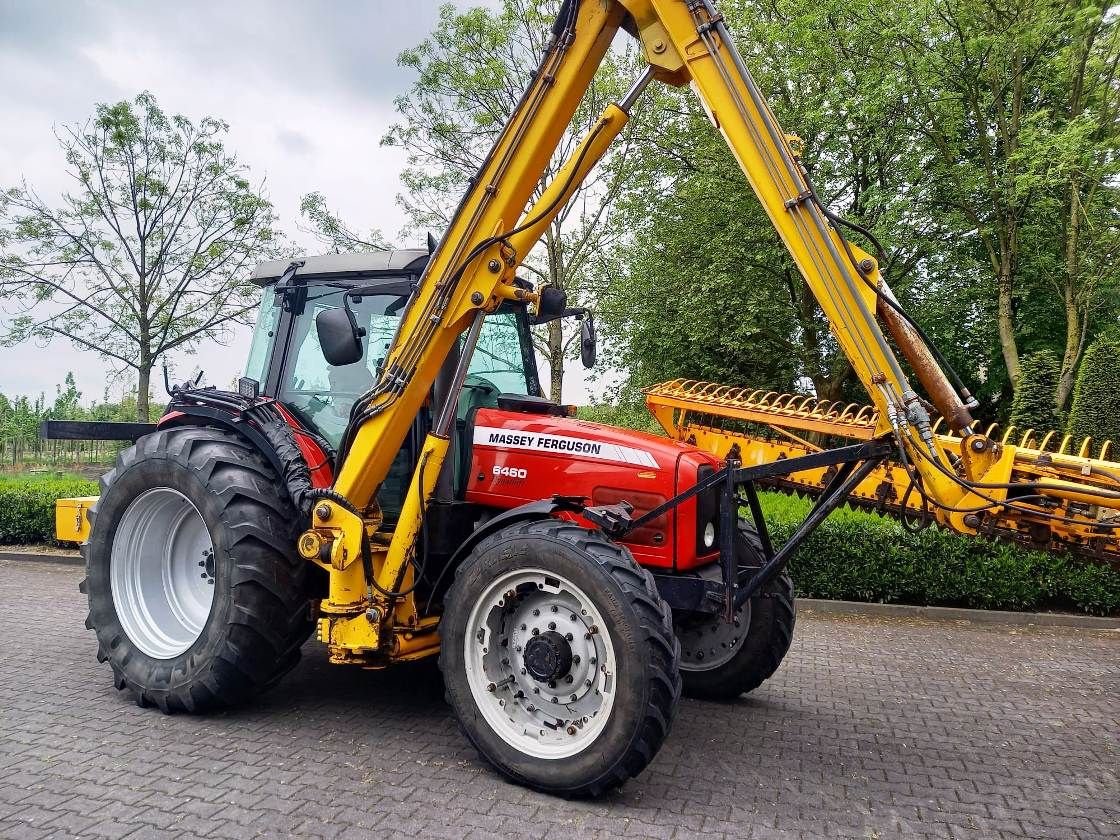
[
  {"left": 677, "top": 602, "right": 751, "bottom": 671},
  {"left": 523, "top": 630, "right": 573, "bottom": 682},
  {"left": 464, "top": 569, "right": 618, "bottom": 759}
]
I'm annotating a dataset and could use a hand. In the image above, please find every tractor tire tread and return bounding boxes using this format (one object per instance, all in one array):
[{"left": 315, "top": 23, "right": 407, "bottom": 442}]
[
  {"left": 441, "top": 517, "right": 680, "bottom": 797},
  {"left": 82, "top": 425, "right": 314, "bottom": 713}
]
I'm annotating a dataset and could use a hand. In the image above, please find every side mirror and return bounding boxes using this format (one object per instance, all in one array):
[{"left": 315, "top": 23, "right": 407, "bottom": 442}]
[
  {"left": 316, "top": 306, "right": 365, "bottom": 366},
  {"left": 580, "top": 312, "right": 597, "bottom": 369},
  {"left": 532, "top": 285, "right": 568, "bottom": 324}
]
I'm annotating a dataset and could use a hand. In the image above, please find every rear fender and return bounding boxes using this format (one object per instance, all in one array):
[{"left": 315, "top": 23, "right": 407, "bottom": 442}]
[{"left": 158, "top": 405, "right": 287, "bottom": 480}]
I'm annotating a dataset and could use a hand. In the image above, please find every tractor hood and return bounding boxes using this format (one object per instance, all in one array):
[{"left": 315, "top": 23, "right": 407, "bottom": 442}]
[
  {"left": 469, "top": 407, "right": 718, "bottom": 474},
  {"left": 464, "top": 406, "right": 723, "bottom": 571}
]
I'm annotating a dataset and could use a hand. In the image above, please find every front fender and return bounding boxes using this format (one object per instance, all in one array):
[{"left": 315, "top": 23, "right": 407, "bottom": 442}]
[{"left": 447, "top": 498, "right": 580, "bottom": 571}]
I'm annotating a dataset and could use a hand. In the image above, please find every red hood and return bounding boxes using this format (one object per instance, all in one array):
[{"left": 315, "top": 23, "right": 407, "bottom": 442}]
[{"left": 470, "top": 408, "right": 721, "bottom": 473}]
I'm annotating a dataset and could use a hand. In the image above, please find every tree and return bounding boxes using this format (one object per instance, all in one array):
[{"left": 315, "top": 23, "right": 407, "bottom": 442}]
[
  {"left": 0, "top": 92, "right": 280, "bottom": 420},
  {"left": 880, "top": 0, "right": 1120, "bottom": 409},
  {"left": 600, "top": 0, "right": 957, "bottom": 405},
  {"left": 1065, "top": 334, "right": 1120, "bottom": 448},
  {"left": 380, "top": 0, "right": 640, "bottom": 401}
]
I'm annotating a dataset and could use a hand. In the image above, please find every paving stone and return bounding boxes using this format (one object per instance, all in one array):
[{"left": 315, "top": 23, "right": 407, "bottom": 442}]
[{"left": 0, "top": 558, "right": 1115, "bottom": 840}]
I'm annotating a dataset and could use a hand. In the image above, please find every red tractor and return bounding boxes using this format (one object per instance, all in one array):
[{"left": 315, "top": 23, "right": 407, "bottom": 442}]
[{"left": 212, "top": 250, "right": 790, "bottom": 700}]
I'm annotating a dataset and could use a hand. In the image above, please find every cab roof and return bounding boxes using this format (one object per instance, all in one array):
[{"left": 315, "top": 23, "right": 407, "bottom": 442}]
[{"left": 250, "top": 249, "right": 429, "bottom": 285}]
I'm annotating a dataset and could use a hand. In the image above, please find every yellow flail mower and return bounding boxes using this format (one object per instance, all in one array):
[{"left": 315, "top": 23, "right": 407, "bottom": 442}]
[{"left": 646, "top": 379, "right": 1120, "bottom": 567}]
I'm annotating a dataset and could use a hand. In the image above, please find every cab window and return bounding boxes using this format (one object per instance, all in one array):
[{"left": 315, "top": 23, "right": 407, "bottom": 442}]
[
  {"left": 467, "top": 310, "right": 533, "bottom": 396},
  {"left": 278, "top": 289, "right": 407, "bottom": 448}
]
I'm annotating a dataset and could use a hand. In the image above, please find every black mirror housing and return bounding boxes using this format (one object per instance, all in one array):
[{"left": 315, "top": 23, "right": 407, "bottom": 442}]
[
  {"left": 532, "top": 285, "right": 568, "bottom": 325},
  {"left": 316, "top": 306, "right": 365, "bottom": 366},
  {"left": 580, "top": 313, "right": 597, "bottom": 369}
]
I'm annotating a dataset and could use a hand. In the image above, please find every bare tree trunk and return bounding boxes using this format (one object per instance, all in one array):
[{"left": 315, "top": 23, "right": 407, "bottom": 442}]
[
  {"left": 1057, "top": 182, "right": 1083, "bottom": 411},
  {"left": 996, "top": 259, "right": 1020, "bottom": 386},
  {"left": 547, "top": 319, "right": 564, "bottom": 403},
  {"left": 137, "top": 362, "right": 151, "bottom": 422}
]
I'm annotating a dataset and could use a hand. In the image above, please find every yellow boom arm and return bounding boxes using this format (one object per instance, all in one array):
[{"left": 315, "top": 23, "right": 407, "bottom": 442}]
[{"left": 305, "top": 0, "right": 1026, "bottom": 658}]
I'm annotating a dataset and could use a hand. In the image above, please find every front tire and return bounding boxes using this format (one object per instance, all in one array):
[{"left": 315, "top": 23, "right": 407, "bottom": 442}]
[
  {"left": 440, "top": 520, "right": 680, "bottom": 797},
  {"left": 81, "top": 426, "right": 314, "bottom": 712},
  {"left": 675, "top": 523, "right": 796, "bottom": 700}
]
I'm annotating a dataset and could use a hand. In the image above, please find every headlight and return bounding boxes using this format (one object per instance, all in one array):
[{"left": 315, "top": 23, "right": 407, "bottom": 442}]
[{"left": 702, "top": 521, "right": 716, "bottom": 548}]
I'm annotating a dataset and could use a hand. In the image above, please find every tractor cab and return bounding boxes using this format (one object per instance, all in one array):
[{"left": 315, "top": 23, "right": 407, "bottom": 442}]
[{"left": 242, "top": 250, "right": 546, "bottom": 519}]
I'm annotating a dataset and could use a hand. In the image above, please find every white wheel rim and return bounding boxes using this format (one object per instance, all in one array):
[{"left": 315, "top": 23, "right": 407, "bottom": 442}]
[
  {"left": 110, "top": 488, "right": 215, "bottom": 659},
  {"left": 464, "top": 568, "right": 618, "bottom": 759}
]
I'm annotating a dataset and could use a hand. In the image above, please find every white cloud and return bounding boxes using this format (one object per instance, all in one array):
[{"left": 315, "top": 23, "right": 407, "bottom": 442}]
[{"left": 0, "top": 0, "right": 600, "bottom": 407}]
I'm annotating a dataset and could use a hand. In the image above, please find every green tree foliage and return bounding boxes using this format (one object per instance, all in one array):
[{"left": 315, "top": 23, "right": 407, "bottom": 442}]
[
  {"left": 597, "top": 0, "right": 1119, "bottom": 420},
  {"left": 0, "top": 92, "right": 281, "bottom": 420},
  {"left": 0, "top": 374, "right": 157, "bottom": 466},
  {"left": 1009, "top": 350, "right": 1064, "bottom": 432},
  {"left": 299, "top": 192, "right": 391, "bottom": 253},
  {"left": 1065, "top": 334, "right": 1120, "bottom": 447},
  {"left": 375, "top": 0, "right": 642, "bottom": 401}
]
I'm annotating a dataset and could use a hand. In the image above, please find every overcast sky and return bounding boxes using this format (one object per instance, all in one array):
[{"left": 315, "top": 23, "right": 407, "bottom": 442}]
[{"left": 0, "top": 0, "right": 610, "bottom": 407}]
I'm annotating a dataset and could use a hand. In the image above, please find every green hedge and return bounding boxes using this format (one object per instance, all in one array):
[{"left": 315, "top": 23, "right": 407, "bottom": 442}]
[
  {"left": 0, "top": 474, "right": 98, "bottom": 546},
  {"left": 1, "top": 474, "right": 1116, "bottom": 615},
  {"left": 762, "top": 493, "right": 1120, "bottom": 616},
  {"left": 1066, "top": 334, "right": 1120, "bottom": 446},
  {"left": 1009, "top": 349, "right": 1064, "bottom": 432}
]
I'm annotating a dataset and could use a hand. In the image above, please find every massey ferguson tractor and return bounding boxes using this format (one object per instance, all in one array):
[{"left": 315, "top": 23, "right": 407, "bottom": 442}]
[{"left": 49, "top": 0, "right": 1120, "bottom": 797}]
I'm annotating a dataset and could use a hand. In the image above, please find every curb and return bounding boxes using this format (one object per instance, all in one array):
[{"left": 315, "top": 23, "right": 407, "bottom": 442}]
[
  {"left": 2, "top": 550, "right": 1116, "bottom": 629},
  {"left": 0, "top": 550, "right": 82, "bottom": 567},
  {"left": 797, "top": 597, "right": 1120, "bottom": 630}
]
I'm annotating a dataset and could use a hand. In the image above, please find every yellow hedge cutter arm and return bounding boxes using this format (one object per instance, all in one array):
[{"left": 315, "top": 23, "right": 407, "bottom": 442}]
[{"left": 305, "top": 0, "right": 1007, "bottom": 625}]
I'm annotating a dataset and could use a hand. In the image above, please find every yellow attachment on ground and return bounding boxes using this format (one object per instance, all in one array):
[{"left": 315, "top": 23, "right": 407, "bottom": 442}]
[
  {"left": 55, "top": 497, "right": 95, "bottom": 544},
  {"left": 646, "top": 379, "right": 1120, "bottom": 566}
]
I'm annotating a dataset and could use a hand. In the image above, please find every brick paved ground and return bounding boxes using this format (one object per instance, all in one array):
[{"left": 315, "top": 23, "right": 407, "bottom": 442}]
[{"left": 0, "top": 558, "right": 1116, "bottom": 840}]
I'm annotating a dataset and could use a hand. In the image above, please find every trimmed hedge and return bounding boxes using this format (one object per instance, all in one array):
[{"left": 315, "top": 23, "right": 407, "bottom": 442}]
[
  {"left": 0, "top": 474, "right": 98, "bottom": 546},
  {"left": 1066, "top": 334, "right": 1120, "bottom": 446},
  {"left": 1009, "top": 349, "right": 1064, "bottom": 433},
  {"left": 763, "top": 493, "right": 1120, "bottom": 616},
  {"left": 1, "top": 474, "right": 1117, "bottom": 616}
]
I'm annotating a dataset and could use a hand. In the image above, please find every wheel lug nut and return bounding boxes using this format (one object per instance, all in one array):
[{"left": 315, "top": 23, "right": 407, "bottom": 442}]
[
  {"left": 548, "top": 622, "right": 556, "bottom": 631},
  {"left": 569, "top": 613, "right": 576, "bottom": 621},
  {"left": 520, "top": 623, "right": 527, "bottom": 630},
  {"left": 565, "top": 675, "right": 573, "bottom": 684},
  {"left": 572, "top": 655, "right": 580, "bottom": 664},
  {"left": 547, "top": 680, "right": 556, "bottom": 689},
  {"left": 551, "top": 605, "right": 558, "bottom": 613},
  {"left": 589, "top": 657, "right": 596, "bottom": 664},
  {"left": 565, "top": 633, "right": 573, "bottom": 641},
  {"left": 532, "top": 609, "right": 540, "bottom": 617},
  {"left": 551, "top": 697, "right": 558, "bottom": 704},
  {"left": 534, "top": 687, "right": 540, "bottom": 694},
  {"left": 566, "top": 725, "right": 577, "bottom": 735},
  {"left": 570, "top": 694, "right": 578, "bottom": 702},
  {"left": 585, "top": 679, "right": 592, "bottom": 687},
  {"left": 532, "top": 628, "right": 540, "bottom": 635},
  {"left": 520, "top": 668, "right": 527, "bottom": 675}
]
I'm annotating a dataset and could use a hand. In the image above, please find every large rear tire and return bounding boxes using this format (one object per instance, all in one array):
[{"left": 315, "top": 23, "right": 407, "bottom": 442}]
[
  {"left": 80, "top": 426, "right": 315, "bottom": 712},
  {"left": 675, "top": 522, "right": 796, "bottom": 701},
  {"left": 440, "top": 519, "right": 681, "bottom": 797}
]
